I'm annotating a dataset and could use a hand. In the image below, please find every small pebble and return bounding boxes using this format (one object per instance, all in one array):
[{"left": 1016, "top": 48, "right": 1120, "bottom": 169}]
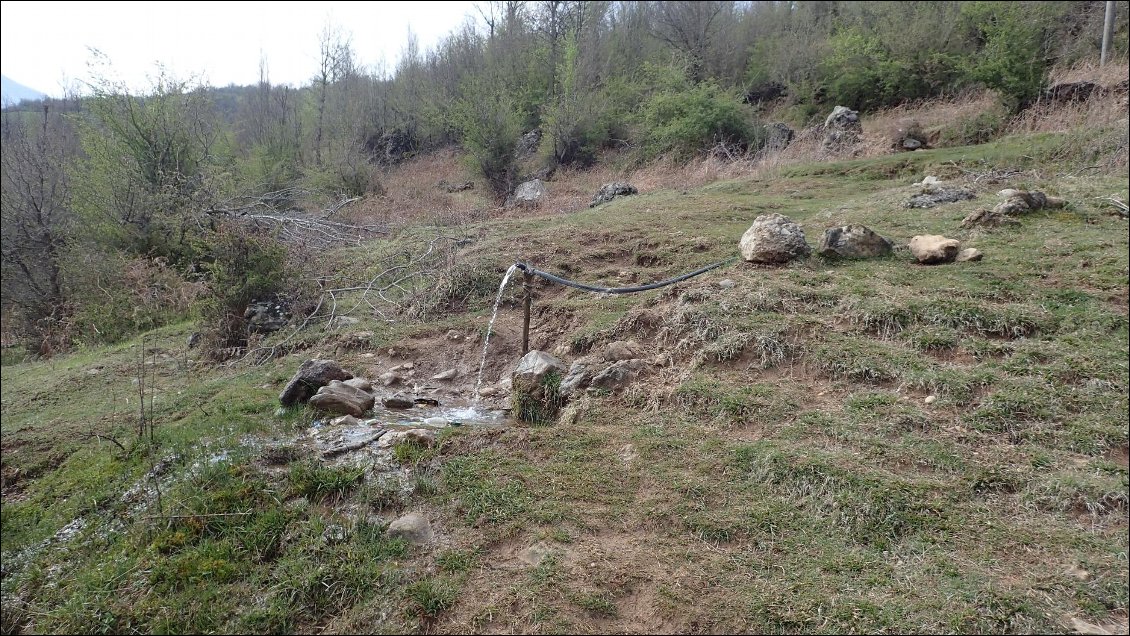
[{"left": 924, "top": 395, "right": 937, "bottom": 404}]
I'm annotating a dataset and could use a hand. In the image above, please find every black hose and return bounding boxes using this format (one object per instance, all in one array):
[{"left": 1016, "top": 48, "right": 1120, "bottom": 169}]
[{"left": 515, "top": 257, "right": 737, "bottom": 294}]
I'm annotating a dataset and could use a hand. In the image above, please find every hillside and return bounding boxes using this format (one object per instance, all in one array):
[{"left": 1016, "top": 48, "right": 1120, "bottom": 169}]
[{"left": 2, "top": 124, "right": 1128, "bottom": 634}]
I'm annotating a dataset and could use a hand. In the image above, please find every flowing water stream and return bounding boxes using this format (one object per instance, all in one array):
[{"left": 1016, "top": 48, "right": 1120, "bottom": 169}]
[{"left": 474, "top": 263, "right": 519, "bottom": 402}]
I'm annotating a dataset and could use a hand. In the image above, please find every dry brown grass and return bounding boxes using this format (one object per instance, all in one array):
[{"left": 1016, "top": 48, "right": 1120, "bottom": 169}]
[
  {"left": 1049, "top": 58, "right": 1130, "bottom": 87},
  {"left": 859, "top": 90, "right": 1005, "bottom": 156}
]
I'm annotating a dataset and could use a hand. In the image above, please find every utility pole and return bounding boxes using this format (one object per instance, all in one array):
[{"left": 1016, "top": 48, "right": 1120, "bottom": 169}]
[{"left": 1101, "top": 1, "right": 1115, "bottom": 67}]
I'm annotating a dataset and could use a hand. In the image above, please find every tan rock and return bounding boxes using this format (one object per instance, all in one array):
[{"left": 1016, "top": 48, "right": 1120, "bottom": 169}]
[{"left": 909, "top": 235, "right": 961, "bottom": 265}]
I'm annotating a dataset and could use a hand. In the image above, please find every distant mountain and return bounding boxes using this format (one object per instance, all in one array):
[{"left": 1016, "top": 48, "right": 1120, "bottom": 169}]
[{"left": 2, "top": 75, "right": 47, "bottom": 106}]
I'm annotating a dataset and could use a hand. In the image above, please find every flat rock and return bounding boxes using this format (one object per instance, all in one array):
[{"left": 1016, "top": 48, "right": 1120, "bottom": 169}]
[
  {"left": 343, "top": 377, "right": 372, "bottom": 392},
  {"left": 308, "top": 380, "right": 376, "bottom": 417},
  {"left": 386, "top": 512, "right": 433, "bottom": 545},
  {"left": 513, "top": 350, "right": 566, "bottom": 385},
  {"left": 383, "top": 395, "right": 415, "bottom": 409},
  {"left": 379, "top": 372, "right": 403, "bottom": 386},
  {"left": 432, "top": 368, "right": 458, "bottom": 381},
  {"left": 956, "top": 248, "right": 983, "bottom": 262}
]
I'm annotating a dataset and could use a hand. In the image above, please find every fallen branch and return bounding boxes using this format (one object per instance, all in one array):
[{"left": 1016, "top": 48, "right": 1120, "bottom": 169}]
[{"left": 1099, "top": 196, "right": 1129, "bottom": 217}]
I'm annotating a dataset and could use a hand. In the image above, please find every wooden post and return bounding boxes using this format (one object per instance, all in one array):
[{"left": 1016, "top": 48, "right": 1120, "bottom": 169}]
[{"left": 522, "top": 270, "right": 533, "bottom": 354}]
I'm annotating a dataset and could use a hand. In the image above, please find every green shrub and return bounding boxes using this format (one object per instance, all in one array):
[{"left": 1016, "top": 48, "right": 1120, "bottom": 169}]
[
  {"left": 639, "top": 68, "right": 760, "bottom": 160},
  {"left": 195, "top": 222, "right": 298, "bottom": 355}
]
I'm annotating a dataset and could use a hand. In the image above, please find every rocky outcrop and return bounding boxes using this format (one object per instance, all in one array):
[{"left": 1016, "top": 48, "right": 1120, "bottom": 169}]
[
  {"left": 740, "top": 213, "right": 810, "bottom": 264},
  {"left": 909, "top": 235, "right": 961, "bottom": 265},
  {"left": 822, "top": 106, "right": 862, "bottom": 153},
  {"left": 382, "top": 395, "right": 415, "bottom": 409},
  {"left": 279, "top": 359, "right": 353, "bottom": 407},
  {"left": 590, "top": 182, "right": 638, "bottom": 207},
  {"left": 817, "top": 225, "right": 893, "bottom": 259},
  {"left": 308, "top": 380, "right": 376, "bottom": 417},
  {"left": 1043, "top": 81, "right": 1099, "bottom": 103},
  {"left": 590, "top": 359, "right": 645, "bottom": 392}
]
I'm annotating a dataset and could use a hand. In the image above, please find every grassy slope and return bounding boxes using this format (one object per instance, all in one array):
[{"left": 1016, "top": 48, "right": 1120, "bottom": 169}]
[{"left": 2, "top": 132, "right": 1128, "bottom": 634}]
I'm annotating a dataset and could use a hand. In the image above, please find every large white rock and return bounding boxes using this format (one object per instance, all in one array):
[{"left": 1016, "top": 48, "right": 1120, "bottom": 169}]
[
  {"left": 740, "top": 213, "right": 810, "bottom": 264},
  {"left": 512, "top": 179, "right": 547, "bottom": 204}
]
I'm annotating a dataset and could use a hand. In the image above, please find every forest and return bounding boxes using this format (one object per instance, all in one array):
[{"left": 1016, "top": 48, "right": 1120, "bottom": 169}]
[{"left": 2, "top": 1, "right": 1126, "bottom": 358}]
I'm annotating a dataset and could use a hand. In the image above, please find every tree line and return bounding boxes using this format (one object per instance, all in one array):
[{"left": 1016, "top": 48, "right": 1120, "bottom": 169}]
[{"left": 1, "top": 1, "right": 1124, "bottom": 355}]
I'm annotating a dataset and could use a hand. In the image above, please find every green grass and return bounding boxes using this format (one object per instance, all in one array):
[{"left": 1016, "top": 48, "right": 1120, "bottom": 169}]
[{"left": 2, "top": 129, "right": 1127, "bottom": 634}]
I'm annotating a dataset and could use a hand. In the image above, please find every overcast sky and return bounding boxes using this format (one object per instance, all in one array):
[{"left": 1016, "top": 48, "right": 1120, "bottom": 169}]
[{"left": 0, "top": 0, "right": 479, "bottom": 96}]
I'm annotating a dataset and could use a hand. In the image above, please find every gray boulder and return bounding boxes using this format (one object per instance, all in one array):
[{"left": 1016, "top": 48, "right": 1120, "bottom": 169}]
[
  {"left": 818, "top": 225, "right": 893, "bottom": 259},
  {"left": 559, "top": 358, "right": 596, "bottom": 400},
  {"left": 763, "top": 122, "right": 795, "bottom": 151},
  {"left": 589, "top": 359, "right": 644, "bottom": 392},
  {"left": 590, "top": 182, "right": 638, "bottom": 207},
  {"left": 822, "top": 106, "right": 862, "bottom": 153},
  {"left": 308, "top": 380, "right": 376, "bottom": 417},
  {"left": 740, "top": 213, "right": 810, "bottom": 264},
  {"left": 956, "top": 248, "right": 984, "bottom": 262},
  {"left": 513, "top": 350, "right": 566, "bottom": 385},
  {"left": 244, "top": 299, "right": 289, "bottom": 333},
  {"left": 512, "top": 179, "right": 547, "bottom": 204},
  {"left": 279, "top": 359, "right": 353, "bottom": 407},
  {"left": 892, "top": 119, "right": 928, "bottom": 152}
]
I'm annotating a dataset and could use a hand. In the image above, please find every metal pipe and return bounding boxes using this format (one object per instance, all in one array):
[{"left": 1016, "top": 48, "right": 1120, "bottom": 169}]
[{"left": 514, "top": 257, "right": 736, "bottom": 295}]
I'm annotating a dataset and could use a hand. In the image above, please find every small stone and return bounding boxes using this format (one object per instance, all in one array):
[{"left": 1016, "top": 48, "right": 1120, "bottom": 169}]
[
  {"left": 432, "top": 368, "right": 458, "bottom": 381},
  {"left": 956, "top": 248, "right": 983, "bottom": 262},
  {"left": 379, "top": 372, "right": 403, "bottom": 386},
  {"left": 446, "top": 330, "right": 461, "bottom": 341},
  {"left": 343, "top": 377, "right": 372, "bottom": 392},
  {"left": 479, "top": 386, "right": 499, "bottom": 398},
  {"left": 422, "top": 417, "right": 448, "bottom": 427},
  {"left": 387, "top": 513, "right": 433, "bottom": 545},
  {"left": 383, "top": 395, "right": 415, "bottom": 409},
  {"left": 924, "top": 395, "right": 938, "bottom": 405},
  {"left": 322, "top": 523, "right": 349, "bottom": 545},
  {"left": 331, "top": 415, "right": 361, "bottom": 427},
  {"left": 1065, "top": 565, "right": 1090, "bottom": 581},
  {"left": 519, "top": 541, "right": 558, "bottom": 566},
  {"left": 717, "top": 278, "right": 736, "bottom": 289}
]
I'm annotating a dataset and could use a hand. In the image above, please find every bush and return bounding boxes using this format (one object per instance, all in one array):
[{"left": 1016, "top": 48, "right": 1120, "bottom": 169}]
[
  {"left": 937, "top": 109, "right": 1008, "bottom": 147},
  {"left": 451, "top": 79, "right": 523, "bottom": 200},
  {"left": 196, "top": 223, "right": 299, "bottom": 356},
  {"left": 639, "top": 70, "right": 760, "bottom": 160},
  {"left": 62, "top": 251, "right": 205, "bottom": 346}
]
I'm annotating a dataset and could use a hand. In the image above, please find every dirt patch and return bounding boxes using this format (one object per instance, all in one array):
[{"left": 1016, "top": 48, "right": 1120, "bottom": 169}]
[{"left": 1106, "top": 444, "right": 1130, "bottom": 470}]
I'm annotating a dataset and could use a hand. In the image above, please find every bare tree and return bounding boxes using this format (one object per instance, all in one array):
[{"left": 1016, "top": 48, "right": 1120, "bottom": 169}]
[
  {"left": 651, "top": 0, "right": 727, "bottom": 82},
  {"left": 0, "top": 103, "right": 73, "bottom": 329}
]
